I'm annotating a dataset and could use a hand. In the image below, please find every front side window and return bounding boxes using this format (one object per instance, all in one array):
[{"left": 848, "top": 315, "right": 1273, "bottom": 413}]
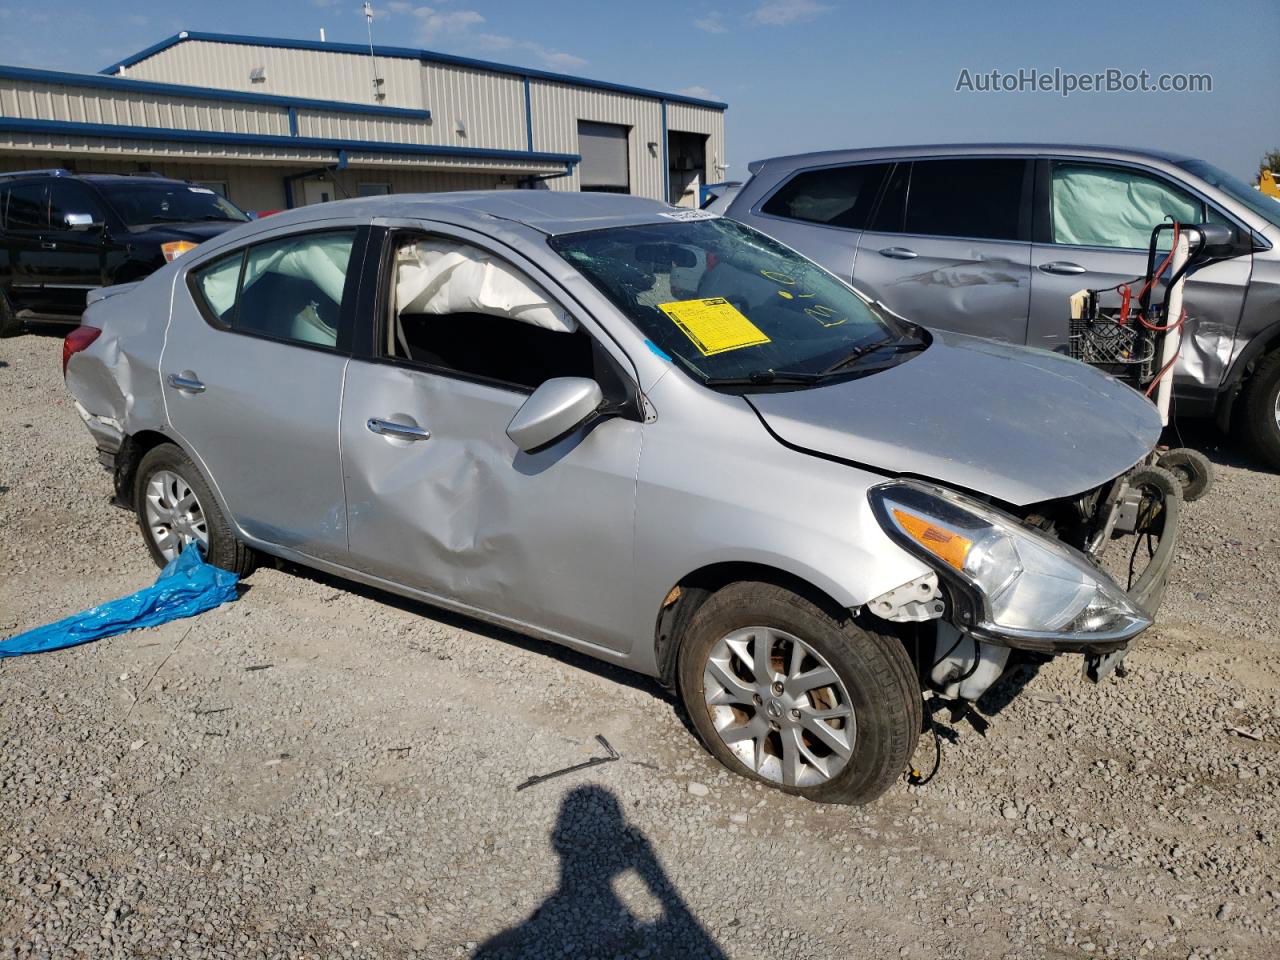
[
  {"left": 48, "top": 181, "right": 107, "bottom": 230},
  {"left": 98, "top": 181, "right": 249, "bottom": 228},
  {"left": 189, "top": 230, "right": 357, "bottom": 348},
  {"left": 903, "top": 158, "right": 1027, "bottom": 241},
  {"left": 1175, "top": 157, "right": 1280, "bottom": 230},
  {"left": 1051, "top": 162, "right": 1202, "bottom": 249},
  {"left": 552, "top": 217, "right": 913, "bottom": 385},
  {"left": 388, "top": 236, "right": 595, "bottom": 391},
  {"left": 760, "top": 163, "right": 891, "bottom": 229}
]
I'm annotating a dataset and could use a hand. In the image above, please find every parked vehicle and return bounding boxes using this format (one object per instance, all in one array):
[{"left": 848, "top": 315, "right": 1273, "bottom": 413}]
[
  {"left": 724, "top": 145, "right": 1280, "bottom": 468},
  {"left": 65, "top": 192, "right": 1180, "bottom": 804},
  {"left": 0, "top": 169, "right": 249, "bottom": 335}
]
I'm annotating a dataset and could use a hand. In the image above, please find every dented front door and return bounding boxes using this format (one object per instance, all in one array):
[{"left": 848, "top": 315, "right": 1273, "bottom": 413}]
[{"left": 339, "top": 360, "right": 644, "bottom": 651}]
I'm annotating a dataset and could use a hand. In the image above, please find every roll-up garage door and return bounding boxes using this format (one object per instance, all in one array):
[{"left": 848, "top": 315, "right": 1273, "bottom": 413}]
[{"left": 577, "top": 121, "right": 631, "bottom": 193}]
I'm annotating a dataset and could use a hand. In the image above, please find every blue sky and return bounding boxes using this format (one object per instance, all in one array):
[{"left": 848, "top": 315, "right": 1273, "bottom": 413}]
[{"left": 1, "top": 0, "right": 1275, "bottom": 180}]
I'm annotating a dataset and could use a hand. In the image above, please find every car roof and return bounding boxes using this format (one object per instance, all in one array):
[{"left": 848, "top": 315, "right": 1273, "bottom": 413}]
[
  {"left": 257, "top": 190, "right": 679, "bottom": 236},
  {"left": 747, "top": 142, "right": 1199, "bottom": 174}
]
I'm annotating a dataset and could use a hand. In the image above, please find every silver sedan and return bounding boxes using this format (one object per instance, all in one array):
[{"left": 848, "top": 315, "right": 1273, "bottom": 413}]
[{"left": 65, "top": 192, "right": 1178, "bottom": 804}]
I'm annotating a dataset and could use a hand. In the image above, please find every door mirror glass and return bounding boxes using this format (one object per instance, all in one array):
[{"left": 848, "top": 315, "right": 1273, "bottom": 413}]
[
  {"left": 63, "top": 212, "right": 101, "bottom": 231},
  {"left": 506, "top": 377, "right": 604, "bottom": 453}
]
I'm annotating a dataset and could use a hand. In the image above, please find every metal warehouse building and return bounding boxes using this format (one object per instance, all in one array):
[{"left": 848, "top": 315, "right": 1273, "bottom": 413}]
[{"left": 0, "top": 31, "right": 727, "bottom": 213}]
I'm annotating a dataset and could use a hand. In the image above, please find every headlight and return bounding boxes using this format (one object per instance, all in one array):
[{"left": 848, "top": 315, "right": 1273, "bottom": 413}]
[{"left": 868, "top": 481, "right": 1150, "bottom": 645}]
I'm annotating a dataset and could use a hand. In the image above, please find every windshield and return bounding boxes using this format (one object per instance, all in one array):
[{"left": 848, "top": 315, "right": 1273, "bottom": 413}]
[
  {"left": 98, "top": 182, "right": 249, "bottom": 227},
  {"left": 1175, "top": 159, "right": 1280, "bottom": 229},
  {"left": 551, "top": 216, "right": 914, "bottom": 385}
]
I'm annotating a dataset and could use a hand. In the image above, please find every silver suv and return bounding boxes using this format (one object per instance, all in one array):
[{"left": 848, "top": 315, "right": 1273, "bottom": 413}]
[{"left": 724, "top": 145, "right": 1280, "bottom": 467}]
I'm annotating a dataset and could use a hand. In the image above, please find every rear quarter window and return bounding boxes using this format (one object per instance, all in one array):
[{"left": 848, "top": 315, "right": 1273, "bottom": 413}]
[{"left": 760, "top": 163, "right": 891, "bottom": 229}]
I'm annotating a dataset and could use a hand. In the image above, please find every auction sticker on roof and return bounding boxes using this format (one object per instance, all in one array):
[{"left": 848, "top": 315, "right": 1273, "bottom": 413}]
[
  {"left": 658, "top": 297, "right": 770, "bottom": 356},
  {"left": 658, "top": 209, "right": 719, "bottom": 222}
]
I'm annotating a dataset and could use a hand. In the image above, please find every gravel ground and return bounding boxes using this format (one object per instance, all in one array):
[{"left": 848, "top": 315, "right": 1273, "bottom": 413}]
[{"left": 2, "top": 329, "right": 1278, "bottom": 960}]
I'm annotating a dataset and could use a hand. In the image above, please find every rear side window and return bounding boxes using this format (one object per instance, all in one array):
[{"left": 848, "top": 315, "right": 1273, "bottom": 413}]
[
  {"left": 48, "top": 181, "right": 107, "bottom": 230},
  {"left": 760, "top": 163, "right": 891, "bottom": 229},
  {"left": 1051, "top": 162, "right": 1203, "bottom": 250},
  {"left": 902, "top": 159, "right": 1027, "bottom": 241},
  {"left": 189, "top": 230, "right": 358, "bottom": 349},
  {"left": 5, "top": 182, "right": 48, "bottom": 230}
]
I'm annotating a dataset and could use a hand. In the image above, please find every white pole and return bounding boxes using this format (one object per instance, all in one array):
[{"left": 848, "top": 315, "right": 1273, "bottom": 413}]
[{"left": 1155, "top": 231, "right": 1189, "bottom": 426}]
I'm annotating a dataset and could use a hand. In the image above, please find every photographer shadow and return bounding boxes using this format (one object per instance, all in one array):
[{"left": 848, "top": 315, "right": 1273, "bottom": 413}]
[{"left": 474, "top": 785, "right": 726, "bottom": 960}]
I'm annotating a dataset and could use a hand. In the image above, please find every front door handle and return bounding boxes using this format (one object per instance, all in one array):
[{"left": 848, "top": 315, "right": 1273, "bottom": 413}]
[
  {"left": 1038, "top": 261, "right": 1087, "bottom": 276},
  {"left": 167, "top": 373, "right": 206, "bottom": 394},
  {"left": 40, "top": 242, "right": 57, "bottom": 250},
  {"left": 878, "top": 246, "right": 918, "bottom": 260},
  {"left": 367, "top": 418, "right": 431, "bottom": 441}
]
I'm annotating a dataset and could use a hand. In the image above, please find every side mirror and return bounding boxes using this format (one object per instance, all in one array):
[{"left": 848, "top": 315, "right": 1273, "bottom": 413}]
[
  {"left": 63, "top": 212, "right": 102, "bottom": 232},
  {"left": 506, "top": 377, "right": 604, "bottom": 453},
  {"left": 1188, "top": 222, "right": 1236, "bottom": 258}
]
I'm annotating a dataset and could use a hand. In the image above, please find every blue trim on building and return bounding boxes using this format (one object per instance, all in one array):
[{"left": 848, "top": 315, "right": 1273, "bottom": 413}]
[
  {"left": 523, "top": 76, "right": 534, "bottom": 152},
  {"left": 0, "top": 117, "right": 579, "bottom": 168},
  {"left": 0, "top": 63, "right": 431, "bottom": 120},
  {"left": 660, "top": 101, "right": 670, "bottom": 204},
  {"left": 102, "top": 31, "right": 730, "bottom": 111},
  {"left": 287, "top": 106, "right": 299, "bottom": 136}
]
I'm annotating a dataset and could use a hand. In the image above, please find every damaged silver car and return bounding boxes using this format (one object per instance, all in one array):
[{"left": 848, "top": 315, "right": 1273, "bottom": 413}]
[{"left": 65, "top": 192, "right": 1181, "bottom": 804}]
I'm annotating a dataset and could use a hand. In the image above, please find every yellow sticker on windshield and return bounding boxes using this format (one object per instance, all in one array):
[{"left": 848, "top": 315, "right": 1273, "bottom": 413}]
[{"left": 658, "top": 298, "right": 770, "bottom": 356}]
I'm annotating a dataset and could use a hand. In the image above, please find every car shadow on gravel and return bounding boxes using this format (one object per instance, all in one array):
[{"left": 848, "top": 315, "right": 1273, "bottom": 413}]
[
  {"left": 1163, "top": 419, "right": 1273, "bottom": 473},
  {"left": 472, "top": 785, "right": 726, "bottom": 960}
]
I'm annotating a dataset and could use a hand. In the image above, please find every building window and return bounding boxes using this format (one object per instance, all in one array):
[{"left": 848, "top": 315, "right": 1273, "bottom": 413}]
[
  {"left": 358, "top": 183, "right": 392, "bottom": 197},
  {"left": 577, "top": 121, "right": 631, "bottom": 195}
]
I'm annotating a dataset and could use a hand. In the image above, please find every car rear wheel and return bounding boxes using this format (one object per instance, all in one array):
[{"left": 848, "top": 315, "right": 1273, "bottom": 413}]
[
  {"left": 677, "top": 581, "right": 921, "bottom": 804},
  {"left": 1238, "top": 349, "right": 1280, "bottom": 471},
  {"left": 133, "top": 443, "right": 255, "bottom": 576}
]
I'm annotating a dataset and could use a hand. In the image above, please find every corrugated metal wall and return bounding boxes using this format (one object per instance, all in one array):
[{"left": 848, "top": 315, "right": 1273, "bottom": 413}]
[
  {"left": 119, "top": 39, "right": 426, "bottom": 109},
  {"left": 0, "top": 78, "right": 289, "bottom": 136},
  {"left": 528, "top": 80, "right": 663, "bottom": 196},
  {"left": 117, "top": 38, "right": 728, "bottom": 201}
]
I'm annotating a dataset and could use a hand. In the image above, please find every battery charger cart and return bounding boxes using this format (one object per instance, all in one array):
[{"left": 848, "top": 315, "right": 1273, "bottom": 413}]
[{"left": 1067, "top": 221, "right": 1228, "bottom": 502}]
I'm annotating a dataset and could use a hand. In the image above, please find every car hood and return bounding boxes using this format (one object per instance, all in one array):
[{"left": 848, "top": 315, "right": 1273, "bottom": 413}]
[
  {"left": 746, "top": 331, "right": 1161, "bottom": 506},
  {"left": 130, "top": 221, "right": 243, "bottom": 242}
]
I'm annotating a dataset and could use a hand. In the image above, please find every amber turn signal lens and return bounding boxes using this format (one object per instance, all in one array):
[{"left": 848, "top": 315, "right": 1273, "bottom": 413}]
[
  {"left": 161, "top": 241, "right": 199, "bottom": 262},
  {"left": 891, "top": 508, "right": 973, "bottom": 571}
]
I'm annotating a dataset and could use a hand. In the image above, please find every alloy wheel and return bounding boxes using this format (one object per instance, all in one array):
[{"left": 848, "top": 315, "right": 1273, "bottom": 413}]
[
  {"left": 702, "top": 626, "right": 855, "bottom": 788},
  {"left": 143, "top": 469, "right": 208, "bottom": 561}
]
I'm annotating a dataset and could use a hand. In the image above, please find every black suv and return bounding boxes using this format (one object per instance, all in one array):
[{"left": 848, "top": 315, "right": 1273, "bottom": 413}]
[{"left": 0, "top": 169, "right": 250, "bottom": 335}]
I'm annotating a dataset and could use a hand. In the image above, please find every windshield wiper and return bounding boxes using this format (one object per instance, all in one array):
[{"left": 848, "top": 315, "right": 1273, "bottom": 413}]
[
  {"left": 702, "top": 369, "right": 827, "bottom": 387},
  {"left": 819, "top": 337, "right": 928, "bottom": 376}
]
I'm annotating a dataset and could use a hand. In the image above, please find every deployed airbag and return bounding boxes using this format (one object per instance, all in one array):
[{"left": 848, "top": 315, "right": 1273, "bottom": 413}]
[
  {"left": 395, "top": 240, "right": 575, "bottom": 332},
  {"left": 1052, "top": 164, "right": 1200, "bottom": 250},
  {"left": 0, "top": 545, "right": 238, "bottom": 658}
]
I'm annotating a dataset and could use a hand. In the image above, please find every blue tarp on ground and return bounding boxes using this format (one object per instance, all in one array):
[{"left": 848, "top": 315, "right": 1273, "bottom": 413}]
[{"left": 1, "top": 544, "right": 238, "bottom": 658}]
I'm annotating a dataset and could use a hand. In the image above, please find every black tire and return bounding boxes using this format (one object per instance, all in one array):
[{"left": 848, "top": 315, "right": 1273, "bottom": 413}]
[
  {"left": 133, "top": 443, "right": 256, "bottom": 576},
  {"left": 677, "top": 581, "right": 921, "bottom": 805},
  {"left": 0, "top": 290, "right": 24, "bottom": 338},
  {"left": 1238, "top": 349, "right": 1280, "bottom": 471},
  {"left": 1157, "top": 448, "right": 1214, "bottom": 501}
]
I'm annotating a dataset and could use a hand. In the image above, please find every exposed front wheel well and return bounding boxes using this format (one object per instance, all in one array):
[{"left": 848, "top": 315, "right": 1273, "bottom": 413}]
[{"left": 653, "top": 562, "right": 853, "bottom": 690}]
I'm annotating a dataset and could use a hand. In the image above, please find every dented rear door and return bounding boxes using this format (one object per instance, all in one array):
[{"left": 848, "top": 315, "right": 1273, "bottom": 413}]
[{"left": 851, "top": 158, "right": 1034, "bottom": 343}]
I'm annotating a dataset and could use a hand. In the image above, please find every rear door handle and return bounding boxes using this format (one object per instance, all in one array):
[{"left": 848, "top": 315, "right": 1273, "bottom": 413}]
[
  {"left": 40, "top": 242, "right": 57, "bottom": 250},
  {"left": 878, "top": 246, "right": 918, "bottom": 260},
  {"left": 1038, "top": 261, "right": 1087, "bottom": 276},
  {"left": 167, "top": 373, "right": 206, "bottom": 394},
  {"left": 367, "top": 418, "right": 431, "bottom": 441}
]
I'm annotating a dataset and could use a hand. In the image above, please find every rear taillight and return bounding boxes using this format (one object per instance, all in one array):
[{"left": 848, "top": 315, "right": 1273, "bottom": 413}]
[{"left": 62, "top": 325, "right": 101, "bottom": 377}]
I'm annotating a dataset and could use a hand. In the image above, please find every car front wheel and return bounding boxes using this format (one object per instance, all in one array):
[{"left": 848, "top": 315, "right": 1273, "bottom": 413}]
[
  {"left": 677, "top": 581, "right": 921, "bottom": 804},
  {"left": 1239, "top": 349, "right": 1280, "bottom": 471},
  {"left": 133, "top": 443, "right": 255, "bottom": 576}
]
